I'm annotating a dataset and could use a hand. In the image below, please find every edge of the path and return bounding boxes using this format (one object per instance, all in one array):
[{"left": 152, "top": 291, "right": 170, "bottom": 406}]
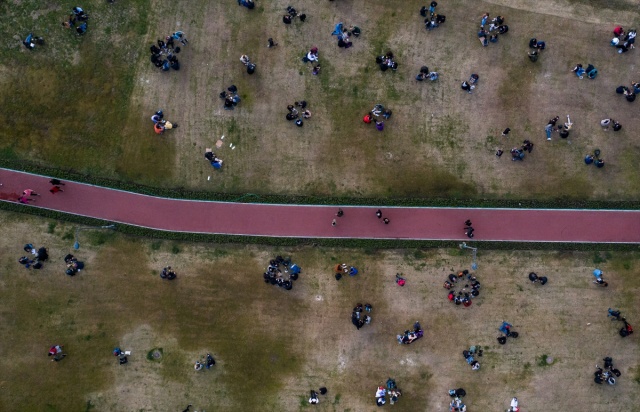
[
  {"left": 2, "top": 201, "right": 639, "bottom": 252},
  {"left": 2, "top": 162, "right": 640, "bottom": 210}
]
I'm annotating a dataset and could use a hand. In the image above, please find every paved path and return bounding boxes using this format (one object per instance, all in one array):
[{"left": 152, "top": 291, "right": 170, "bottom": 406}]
[{"left": 1, "top": 168, "right": 639, "bottom": 243}]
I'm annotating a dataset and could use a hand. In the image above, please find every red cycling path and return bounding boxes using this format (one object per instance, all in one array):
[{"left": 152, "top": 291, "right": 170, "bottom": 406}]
[{"left": 1, "top": 168, "right": 639, "bottom": 243}]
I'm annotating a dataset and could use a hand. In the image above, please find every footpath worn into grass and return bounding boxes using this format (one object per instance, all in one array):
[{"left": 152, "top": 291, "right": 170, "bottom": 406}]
[{"left": 0, "top": 212, "right": 639, "bottom": 411}]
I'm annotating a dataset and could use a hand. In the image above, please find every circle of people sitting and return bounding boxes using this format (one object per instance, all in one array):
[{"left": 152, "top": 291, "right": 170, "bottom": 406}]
[
  {"left": 461, "top": 345, "right": 482, "bottom": 371},
  {"left": 151, "top": 110, "right": 178, "bottom": 134},
  {"left": 351, "top": 303, "right": 372, "bottom": 330},
  {"left": 263, "top": 255, "right": 301, "bottom": 290},
  {"left": 374, "top": 378, "right": 402, "bottom": 406},
  {"left": 220, "top": 85, "right": 241, "bottom": 110},
  {"left": 448, "top": 388, "right": 468, "bottom": 412},
  {"left": 18, "top": 243, "right": 48, "bottom": 270},
  {"left": 286, "top": 101, "right": 311, "bottom": 127},
  {"left": 61, "top": 6, "right": 89, "bottom": 36},
  {"left": 375, "top": 51, "right": 398, "bottom": 72},
  {"left": 420, "top": 1, "right": 447, "bottom": 31},
  {"left": 160, "top": 266, "right": 177, "bottom": 280},
  {"left": 64, "top": 254, "right": 84, "bottom": 276},
  {"left": 477, "top": 13, "right": 508, "bottom": 47},
  {"left": 333, "top": 262, "right": 358, "bottom": 281},
  {"left": 331, "top": 22, "right": 361, "bottom": 48},
  {"left": 363, "top": 103, "right": 392, "bottom": 131},
  {"left": 443, "top": 269, "right": 481, "bottom": 307},
  {"left": 149, "top": 31, "right": 188, "bottom": 72},
  {"left": 396, "top": 321, "right": 424, "bottom": 344}
]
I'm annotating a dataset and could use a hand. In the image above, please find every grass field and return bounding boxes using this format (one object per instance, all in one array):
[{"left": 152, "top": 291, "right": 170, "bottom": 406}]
[
  {"left": 0, "top": 210, "right": 639, "bottom": 411},
  {"left": 1, "top": 0, "right": 640, "bottom": 201}
]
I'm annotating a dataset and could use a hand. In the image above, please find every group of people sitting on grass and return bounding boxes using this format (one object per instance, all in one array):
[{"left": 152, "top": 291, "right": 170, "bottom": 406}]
[
  {"left": 220, "top": 85, "right": 242, "bottom": 110},
  {"left": 333, "top": 263, "right": 358, "bottom": 280},
  {"left": 149, "top": 31, "right": 187, "bottom": 71},
  {"left": 22, "top": 33, "right": 44, "bottom": 50},
  {"left": 351, "top": 303, "right": 372, "bottom": 330},
  {"left": 610, "top": 26, "right": 636, "bottom": 54},
  {"left": 375, "top": 51, "right": 398, "bottom": 71},
  {"left": 527, "top": 37, "right": 546, "bottom": 62},
  {"left": 583, "top": 147, "right": 605, "bottom": 168},
  {"left": 477, "top": 13, "right": 508, "bottom": 46},
  {"left": 415, "top": 65, "right": 439, "bottom": 82},
  {"left": 506, "top": 140, "right": 534, "bottom": 161},
  {"left": 615, "top": 83, "right": 637, "bottom": 102},
  {"left": 263, "top": 256, "right": 301, "bottom": 290},
  {"left": 160, "top": 266, "right": 177, "bottom": 280},
  {"left": 420, "top": 1, "right": 446, "bottom": 31},
  {"left": 237, "top": 0, "right": 255, "bottom": 10},
  {"left": 283, "top": 6, "right": 306, "bottom": 24},
  {"left": 239, "top": 54, "right": 256, "bottom": 74},
  {"left": 460, "top": 74, "right": 479, "bottom": 94},
  {"left": 61, "top": 6, "right": 89, "bottom": 35},
  {"left": 363, "top": 104, "right": 392, "bottom": 131},
  {"left": 608, "top": 309, "right": 634, "bottom": 338},
  {"left": 151, "top": 110, "right": 178, "bottom": 134},
  {"left": 65, "top": 254, "right": 84, "bottom": 276},
  {"left": 374, "top": 379, "right": 402, "bottom": 406},
  {"left": 462, "top": 345, "right": 482, "bottom": 370},
  {"left": 48, "top": 344, "right": 66, "bottom": 362},
  {"left": 448, "top": 388, "right": 468, "bottom": 412},
  {"left": 331, "top": 22, "right": 361, "bottom": 48},
  {"left": 18, "top": 243, "right": 49, "bottom": 269},
  {"left": 204, "top": 149, "right": 224, "bottom": 170},
  {"left": 285, "top": 101, "right": 311, "bottom": 127},
  {"left": 396, "top": 321, "right": 423, "bottom": 344},
  {"left": 571, "top": 63, "right": 598, "bottom": 79},
  {"left": 194, "top": 353, "right": 216, "bottom": 371},
  {"left": 444, "top": 270, "right": 481, "bottom": 307}
]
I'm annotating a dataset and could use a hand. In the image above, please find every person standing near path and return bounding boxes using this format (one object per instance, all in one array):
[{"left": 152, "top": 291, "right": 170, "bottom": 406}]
[{"left": 376, "top": 209, "right": 382, "bottom": 219}]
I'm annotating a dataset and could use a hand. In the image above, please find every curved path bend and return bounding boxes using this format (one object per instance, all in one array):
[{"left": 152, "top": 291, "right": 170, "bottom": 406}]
[{"left": 1, "top": 168, "right": 639, "bottom": 243}]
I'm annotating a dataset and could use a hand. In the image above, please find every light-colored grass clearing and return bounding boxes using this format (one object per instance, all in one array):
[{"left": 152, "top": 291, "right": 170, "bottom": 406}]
[
  {"left": 2, "top": 0, "right": 640, "bottom": 200},
  {"left": 0, "top": 211, "right": 639, "bottom": 411}
]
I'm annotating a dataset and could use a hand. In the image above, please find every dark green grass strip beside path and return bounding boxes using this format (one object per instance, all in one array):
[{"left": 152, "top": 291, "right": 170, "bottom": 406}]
[
  {"left": 3, "top": 160, "right": 640, "bottom": 209},
  {"left": 2, "top": 168, "right": 640, "bottom": 250}
]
